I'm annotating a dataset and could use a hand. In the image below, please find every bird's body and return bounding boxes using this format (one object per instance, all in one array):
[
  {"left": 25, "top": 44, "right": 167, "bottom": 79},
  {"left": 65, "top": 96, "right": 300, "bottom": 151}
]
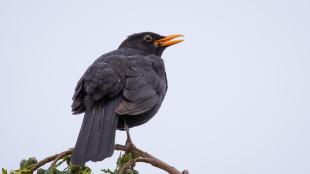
[{"left": 71, "top": 32, "right": 183, "bottom": 165}]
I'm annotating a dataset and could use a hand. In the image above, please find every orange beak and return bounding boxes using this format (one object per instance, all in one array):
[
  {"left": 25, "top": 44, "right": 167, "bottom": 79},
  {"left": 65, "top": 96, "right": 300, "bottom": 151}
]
[{"left": 154, "top": 34, "right": 184, "bottom": 47}]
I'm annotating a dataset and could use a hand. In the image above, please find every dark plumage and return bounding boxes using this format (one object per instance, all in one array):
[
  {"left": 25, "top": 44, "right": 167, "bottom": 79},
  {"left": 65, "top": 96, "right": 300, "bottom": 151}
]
[{"left": 70, "top": 32, "right": 183, "bottom": 165}]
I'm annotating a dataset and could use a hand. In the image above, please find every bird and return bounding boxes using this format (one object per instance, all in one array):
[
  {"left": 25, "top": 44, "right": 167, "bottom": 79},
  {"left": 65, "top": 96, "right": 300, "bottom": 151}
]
[{"left": 70, "top": 32, "right": 184, "bottom": 165}]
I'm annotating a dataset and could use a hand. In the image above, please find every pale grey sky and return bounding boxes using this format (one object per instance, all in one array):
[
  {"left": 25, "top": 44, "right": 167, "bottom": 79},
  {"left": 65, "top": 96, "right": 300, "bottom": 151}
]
[{"left": 0, "top": 0, "right": 310, "bottom": 173}]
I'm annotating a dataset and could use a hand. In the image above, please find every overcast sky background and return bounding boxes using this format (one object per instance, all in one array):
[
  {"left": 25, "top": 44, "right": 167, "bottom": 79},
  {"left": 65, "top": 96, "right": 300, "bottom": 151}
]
[{"left": 1, "top": 0, "right": 310, "bottom": 173}]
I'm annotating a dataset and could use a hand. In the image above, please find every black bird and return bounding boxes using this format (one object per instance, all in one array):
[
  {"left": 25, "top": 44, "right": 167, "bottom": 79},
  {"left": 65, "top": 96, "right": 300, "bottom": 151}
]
[{"left": 70, "top": 32, "right": 184, "bottom": 165}]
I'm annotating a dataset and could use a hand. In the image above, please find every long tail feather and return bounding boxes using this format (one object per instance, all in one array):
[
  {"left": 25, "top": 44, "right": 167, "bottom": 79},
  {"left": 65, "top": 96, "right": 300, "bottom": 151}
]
[{"left": 71, "top": 98, "right": 120, "bottom": 165}]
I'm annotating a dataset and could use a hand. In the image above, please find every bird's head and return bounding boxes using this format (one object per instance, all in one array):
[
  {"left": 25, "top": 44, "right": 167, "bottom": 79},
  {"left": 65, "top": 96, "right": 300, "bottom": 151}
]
[{"left": 118, "top": 32, "right": 184, "bottom": 56}]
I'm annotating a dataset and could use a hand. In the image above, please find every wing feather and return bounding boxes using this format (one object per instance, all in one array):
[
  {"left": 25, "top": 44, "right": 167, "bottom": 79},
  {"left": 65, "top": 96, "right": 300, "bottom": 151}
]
[{"left": 116, "top": 55, "right": 166, "bottom": 116}]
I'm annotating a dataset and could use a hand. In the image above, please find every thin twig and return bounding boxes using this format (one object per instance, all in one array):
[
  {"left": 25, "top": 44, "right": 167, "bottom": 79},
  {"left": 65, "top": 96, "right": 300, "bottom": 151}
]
[
  {"left": 50, "top": 149, "right": 72, "bottom": 174},
  {"left": 30, "top": 148, "right": 73, "bottom": 173}
]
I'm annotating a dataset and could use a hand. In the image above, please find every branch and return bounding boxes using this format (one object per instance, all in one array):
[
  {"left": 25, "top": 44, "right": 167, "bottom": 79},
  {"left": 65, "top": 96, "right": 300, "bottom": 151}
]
[
  {"left": 115, "top": 144, "right": 188, "bottom": 174},
  {"left": 30, "top": 148, "right": 73, "bottom": 173},
  {"left": 135, "top": 158, "right": 189, "bottom": 174},
  {"left": 30, "top": 145, "right": 189, "bottom": 174}
]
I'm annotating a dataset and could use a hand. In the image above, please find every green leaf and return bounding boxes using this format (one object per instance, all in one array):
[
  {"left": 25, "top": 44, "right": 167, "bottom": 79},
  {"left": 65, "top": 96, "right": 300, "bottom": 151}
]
[
  {"left": 19, "top": 160, "right": 27, "bottom": 169},
  {"left": 125, "top": 169, "right": 134, "bottom": 174},
  {"left": 18, "top": 157, "right": 38, "bottom": 170},
  {"left": 101, "top": 169, "right": 115, "bottom": 174},
  {"left": 118, "top": 153, "right": 133, "bottom": 167},
  {"left": 79, "top": 167, "right": 89, "bottom": 174},
  {"left": 25, "top": 157, "right": 37, "bottom": 168},
  {"left": 2, "top": 168, "right": 8, "bottom": 174},
  {"left": 36, "top": 168, "right": 47, "bottom": 174},
  {"left": 13, "top": 169, "right": 32, "bottom": 174}
]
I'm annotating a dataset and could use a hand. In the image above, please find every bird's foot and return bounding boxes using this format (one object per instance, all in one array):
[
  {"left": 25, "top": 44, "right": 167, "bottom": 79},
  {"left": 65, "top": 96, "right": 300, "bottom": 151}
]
[{"left": 125, "top": 124, "right": 136, "bottom": 152}]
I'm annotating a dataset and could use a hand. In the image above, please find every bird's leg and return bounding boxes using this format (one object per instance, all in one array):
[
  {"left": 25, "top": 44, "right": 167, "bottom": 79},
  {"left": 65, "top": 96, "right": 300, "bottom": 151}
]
[{"left": 124, "top": 120, "right": 135, "bottom": 149}]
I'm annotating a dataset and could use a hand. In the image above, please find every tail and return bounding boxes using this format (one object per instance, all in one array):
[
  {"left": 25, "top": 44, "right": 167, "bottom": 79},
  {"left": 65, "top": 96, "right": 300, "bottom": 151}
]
[{"left": 71, "top": 98, "right": 120, "bottom": 165}]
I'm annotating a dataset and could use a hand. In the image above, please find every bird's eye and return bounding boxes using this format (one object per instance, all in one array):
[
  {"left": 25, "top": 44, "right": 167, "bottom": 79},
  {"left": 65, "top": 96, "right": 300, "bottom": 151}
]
[{"left": 143, "top": 35, "right": 153, "bottom": 42}]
